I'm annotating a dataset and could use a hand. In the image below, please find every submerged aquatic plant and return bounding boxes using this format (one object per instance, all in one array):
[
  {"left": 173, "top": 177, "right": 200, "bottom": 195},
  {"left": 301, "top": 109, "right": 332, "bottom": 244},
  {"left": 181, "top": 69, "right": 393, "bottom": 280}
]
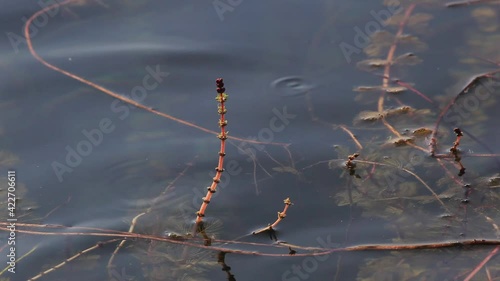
[
  {"left": 194, "top": 78, "right": 228, "bottom": 243},
  {"left": 1, "top": 0, "right": 499, "bottom": 281}
]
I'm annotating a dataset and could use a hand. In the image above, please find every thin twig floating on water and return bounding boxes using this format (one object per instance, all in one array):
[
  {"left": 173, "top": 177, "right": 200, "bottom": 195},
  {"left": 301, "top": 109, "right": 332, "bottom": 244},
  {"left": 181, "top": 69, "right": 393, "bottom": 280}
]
[
  {"left": 445, "top": 0, "right": 498, "bottom": 8},
  {"left": 27, "top": 239, "right": 121, "bottom": 281},
  {"left": 3, "top": 223, "right": 499, "bottom": 258},
  {"left": 107, "top": 157, "right": 195, "bottom": 270},
  {"left": 23, "top": 0, "right": 288, "bottom": 148},
  {"left": 462, "top": 246, "right": 500, "bottom": 281}
]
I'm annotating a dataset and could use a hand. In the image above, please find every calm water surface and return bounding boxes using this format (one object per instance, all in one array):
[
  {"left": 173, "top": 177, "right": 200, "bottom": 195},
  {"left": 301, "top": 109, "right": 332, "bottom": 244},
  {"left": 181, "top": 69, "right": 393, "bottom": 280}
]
[{"left": 1, "top": 1, "right": 499, "bottom": 280}]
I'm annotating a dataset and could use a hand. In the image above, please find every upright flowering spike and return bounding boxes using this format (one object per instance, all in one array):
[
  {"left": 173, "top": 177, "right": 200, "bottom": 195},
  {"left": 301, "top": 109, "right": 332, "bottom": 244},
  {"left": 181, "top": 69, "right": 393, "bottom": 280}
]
[{"left": 195, "top": 78, "right": 228, "bottom": 225}]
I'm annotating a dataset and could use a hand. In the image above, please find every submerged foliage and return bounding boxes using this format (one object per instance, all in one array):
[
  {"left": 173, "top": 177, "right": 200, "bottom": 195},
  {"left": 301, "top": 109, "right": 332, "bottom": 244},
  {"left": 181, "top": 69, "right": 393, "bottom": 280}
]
[
  {"left": 326, "top": 1, "right": 500, "bottom": 280},
  {"left": 1, "top": 1, "right": 499, "bottom": 281}
]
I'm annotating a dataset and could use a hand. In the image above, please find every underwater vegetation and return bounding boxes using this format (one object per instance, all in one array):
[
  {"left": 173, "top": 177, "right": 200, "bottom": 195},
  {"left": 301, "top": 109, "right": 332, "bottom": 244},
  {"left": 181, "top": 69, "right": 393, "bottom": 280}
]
[{"left": 1, "top": 0, "right": 500, "bottom": 280}]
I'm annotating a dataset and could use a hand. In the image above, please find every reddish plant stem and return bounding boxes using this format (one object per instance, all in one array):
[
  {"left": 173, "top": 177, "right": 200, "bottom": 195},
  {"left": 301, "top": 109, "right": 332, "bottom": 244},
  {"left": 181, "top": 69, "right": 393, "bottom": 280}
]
[
  {"left": 436, "top": 158, "right": 464, "bottom": 186},
  {"left": 2, "top": 223, "right": 500, "bottom": 257},
  {"left": 253, "top": 198, "right": 293, "bottom": 235},
  {"left": 24, "top": 0, "right": 288, "bottom": 147},
  {"left": 463, "top": 246, "right": 499, "bottom": 281},
  {"left": 355, "top": 159, "right": 450, "bottom": 212},
  {"left": 378, "top": 3, "right": 417, "bottom": 139},
  {"left": 339, "top": 125, "right": 363, "bottom": 150},
  {"left": 270, "top": 198, "right": 292, "bottom": 229},
  {"left": 28, "top": 239, "right": 121, "bottom": 281},
  {"left": 108, "top": 157, "right": 195, "bottom": 269},
  {"left": 430, "top": 70, "right": 500, "bottom": 155},
  {"left": 372, "top": 74, "right": 434, "bottom": 104},
  {"left": 395, "top": 81, "right": 434, "bottom": 103},
  {"left": 195, "top": 78, "right": 228, "bottom": 224}
]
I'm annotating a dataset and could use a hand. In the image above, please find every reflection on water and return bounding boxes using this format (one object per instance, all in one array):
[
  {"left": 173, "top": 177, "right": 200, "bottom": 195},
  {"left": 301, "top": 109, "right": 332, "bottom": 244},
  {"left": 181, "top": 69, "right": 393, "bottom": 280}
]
[{"left": 0, "top": 0, "right": 499, "bottom": 280}]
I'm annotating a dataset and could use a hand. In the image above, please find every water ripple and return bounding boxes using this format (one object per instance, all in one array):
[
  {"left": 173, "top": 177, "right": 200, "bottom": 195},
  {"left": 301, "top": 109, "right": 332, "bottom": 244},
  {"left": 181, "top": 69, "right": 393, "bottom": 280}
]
[{"left": 270, "top": 76, "right": 316, "bottom": 97}]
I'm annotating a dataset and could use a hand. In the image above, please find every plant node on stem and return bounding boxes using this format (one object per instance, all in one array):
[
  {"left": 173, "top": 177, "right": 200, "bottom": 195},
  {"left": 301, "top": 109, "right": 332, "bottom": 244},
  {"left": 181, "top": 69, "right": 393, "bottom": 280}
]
[
  {"left": 253, "top": 198, "right": 293, "bottom": 240},
  {"left": 195, "top": 78, "right": 228, "bottom": 230},
  {"left": 450, "top": 128, "right": 466, "bottom": 176},
  {"left": 346, "top": 153, "right": 360, "bottom": 178}
]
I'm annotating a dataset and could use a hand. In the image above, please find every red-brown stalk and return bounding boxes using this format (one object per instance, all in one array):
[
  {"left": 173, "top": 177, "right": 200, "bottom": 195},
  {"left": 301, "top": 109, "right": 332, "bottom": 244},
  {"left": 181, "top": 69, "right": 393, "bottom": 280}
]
[
  {"left": 253, "top": 198, "right": 293, "bottom": 235},
  {"left": 24, "top": 0, "right": 288, "bottom": 147},
  {"left": 195, "top": 78, "right": 228, "bottom": 224}
]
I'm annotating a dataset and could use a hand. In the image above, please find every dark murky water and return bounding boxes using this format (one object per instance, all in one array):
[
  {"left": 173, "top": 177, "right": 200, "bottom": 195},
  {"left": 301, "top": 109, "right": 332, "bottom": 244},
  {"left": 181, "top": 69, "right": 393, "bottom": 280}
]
[{"left": 1, "top": 1, "right": 499, "bottom": 280}]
